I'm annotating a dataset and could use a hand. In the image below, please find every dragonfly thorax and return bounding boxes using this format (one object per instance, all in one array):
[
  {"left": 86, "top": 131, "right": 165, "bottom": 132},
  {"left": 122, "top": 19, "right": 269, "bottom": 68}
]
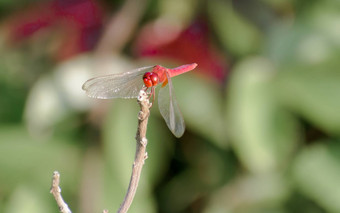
[{"left": 143, "top": 72, "right": 159, "bottom": 88}]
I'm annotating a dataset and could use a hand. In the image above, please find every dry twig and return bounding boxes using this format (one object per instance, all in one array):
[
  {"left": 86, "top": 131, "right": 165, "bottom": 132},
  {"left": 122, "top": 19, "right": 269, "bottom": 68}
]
[
  {"left": 50, "top": 171, "right": 72, "bottom": 213},
  {"left": 51, "top": 90, "right": 150, "bottom": 213},
  {"left": 117, "top": 90, "right": 151, "bottom": 213}
]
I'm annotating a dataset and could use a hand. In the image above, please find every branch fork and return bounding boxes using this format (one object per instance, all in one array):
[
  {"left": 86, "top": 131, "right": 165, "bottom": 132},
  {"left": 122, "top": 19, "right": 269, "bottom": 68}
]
[{"left": 50, "top": 90, "right": 151, "bottom": 213}]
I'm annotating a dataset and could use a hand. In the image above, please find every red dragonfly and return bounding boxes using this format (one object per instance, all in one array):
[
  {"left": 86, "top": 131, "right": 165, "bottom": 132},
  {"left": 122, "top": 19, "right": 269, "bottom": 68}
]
[{"left": 82, "top": 63, "right": 198, "bottom": 137}]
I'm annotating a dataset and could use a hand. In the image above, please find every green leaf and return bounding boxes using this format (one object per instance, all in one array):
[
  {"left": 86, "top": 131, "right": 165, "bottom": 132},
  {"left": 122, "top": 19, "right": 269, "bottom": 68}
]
[
  {"left": 170, "top": 73, "right": 227, "bottom": 147},
  {"left": 4, "top": 185, "right": 54, "bottom": 213},
  {"left": 208, "top": 0, "right": 262, "bottom": 57},
  {"left": 226, "top": 57, "right": 299, "bottom": 173},
  {"left": 275, "top": 61, "right": 340, "bottom": 135},
  {"left": 0, "top": 125, "right": 81, "bottom": 192},
  {"left": 203, "top": 172, "right": 290, "bottom": 213},
  {"left": 292, "top": 141, "right": 340, "bottom": 212}
]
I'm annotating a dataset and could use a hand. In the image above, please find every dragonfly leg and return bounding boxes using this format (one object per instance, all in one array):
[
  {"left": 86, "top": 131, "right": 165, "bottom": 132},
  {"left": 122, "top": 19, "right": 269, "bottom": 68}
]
[
  {"left": 142, "top": 86, "right": 152, "bottom": 99},
  {"left": 150, "top": 87, "right": 155, "bottom": 107},
  {"left": 142, "top": 86, "right": 155, "bottom": 107}
]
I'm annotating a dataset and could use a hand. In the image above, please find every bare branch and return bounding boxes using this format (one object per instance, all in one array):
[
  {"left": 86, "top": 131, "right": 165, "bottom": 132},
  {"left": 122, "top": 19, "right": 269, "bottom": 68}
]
[
  {"left": 50, "top": 171, "right": 72, "bottom": 213},
  {"left": 50, "top": 90, "right": 150, "bottom": 213},
  {"left": 117, "top": 90, "right": 151, "bottom": 213}
]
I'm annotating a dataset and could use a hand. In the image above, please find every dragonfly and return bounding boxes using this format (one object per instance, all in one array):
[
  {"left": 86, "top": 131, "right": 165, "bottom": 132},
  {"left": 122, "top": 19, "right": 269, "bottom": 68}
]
[{"left": 82, "top": 63, "right": 198, "bottom": 138}]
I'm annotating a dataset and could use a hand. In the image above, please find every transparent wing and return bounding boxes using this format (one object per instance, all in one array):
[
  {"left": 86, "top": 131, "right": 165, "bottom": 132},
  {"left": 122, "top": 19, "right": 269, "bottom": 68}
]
[
  {"left": 158, "top": 71, "right": 185, "bottom": 138},
  {"left": 82, "top": 66, "right": 153, "bottom": 99}
]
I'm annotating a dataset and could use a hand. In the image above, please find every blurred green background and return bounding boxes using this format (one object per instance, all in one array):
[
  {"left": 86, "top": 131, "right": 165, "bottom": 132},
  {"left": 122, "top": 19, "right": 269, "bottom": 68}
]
[{"left": 1, "top": 0, "right": 340, "bottom": 212}]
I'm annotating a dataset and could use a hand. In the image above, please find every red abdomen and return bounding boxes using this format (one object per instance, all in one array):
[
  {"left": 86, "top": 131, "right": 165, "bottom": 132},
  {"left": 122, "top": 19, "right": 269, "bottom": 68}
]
[{"left": 168, "top": 63, "right": 197, "bottom": 78}]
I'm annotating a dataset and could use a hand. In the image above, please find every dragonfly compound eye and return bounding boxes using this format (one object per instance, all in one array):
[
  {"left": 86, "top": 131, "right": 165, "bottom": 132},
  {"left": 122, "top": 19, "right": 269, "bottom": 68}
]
[
  {"left": 149, "top": 73, "right": 159, "bottom": 85},
  {"left": 143, "top": 72, "right": 159, "bottom": 87},
  {"left": 143, "top": 72, "right": 153, "bottom": 87}
]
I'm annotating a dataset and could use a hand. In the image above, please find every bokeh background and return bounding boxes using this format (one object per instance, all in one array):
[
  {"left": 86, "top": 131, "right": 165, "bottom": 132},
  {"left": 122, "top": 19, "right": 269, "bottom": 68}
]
[{"left": 1, "top": 0, "right": 340, "bottom": 212}]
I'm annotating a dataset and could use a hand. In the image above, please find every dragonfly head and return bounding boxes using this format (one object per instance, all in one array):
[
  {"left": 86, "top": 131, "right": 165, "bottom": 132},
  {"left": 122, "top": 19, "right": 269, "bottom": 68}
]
[{"left": 143, "top": 72, "right": 159, "bottom": 88}]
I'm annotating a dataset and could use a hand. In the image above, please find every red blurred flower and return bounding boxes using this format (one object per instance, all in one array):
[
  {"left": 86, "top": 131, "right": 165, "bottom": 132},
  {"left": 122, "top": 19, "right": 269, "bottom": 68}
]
[
  {"left": 5, "top": 0, "right": 103, "bottom": 60},
  {"left": 133, "top": 20, "right": 228, "bottom": 83}
]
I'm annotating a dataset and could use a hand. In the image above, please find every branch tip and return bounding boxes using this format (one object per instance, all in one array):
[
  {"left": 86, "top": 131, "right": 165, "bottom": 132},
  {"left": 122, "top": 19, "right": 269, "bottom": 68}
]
[
  {"left": 50, "top": 171, "right": 72, "bottom": 213},
  {"left": 137, "top": 90, "right": 148, "bottom": 102}
]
